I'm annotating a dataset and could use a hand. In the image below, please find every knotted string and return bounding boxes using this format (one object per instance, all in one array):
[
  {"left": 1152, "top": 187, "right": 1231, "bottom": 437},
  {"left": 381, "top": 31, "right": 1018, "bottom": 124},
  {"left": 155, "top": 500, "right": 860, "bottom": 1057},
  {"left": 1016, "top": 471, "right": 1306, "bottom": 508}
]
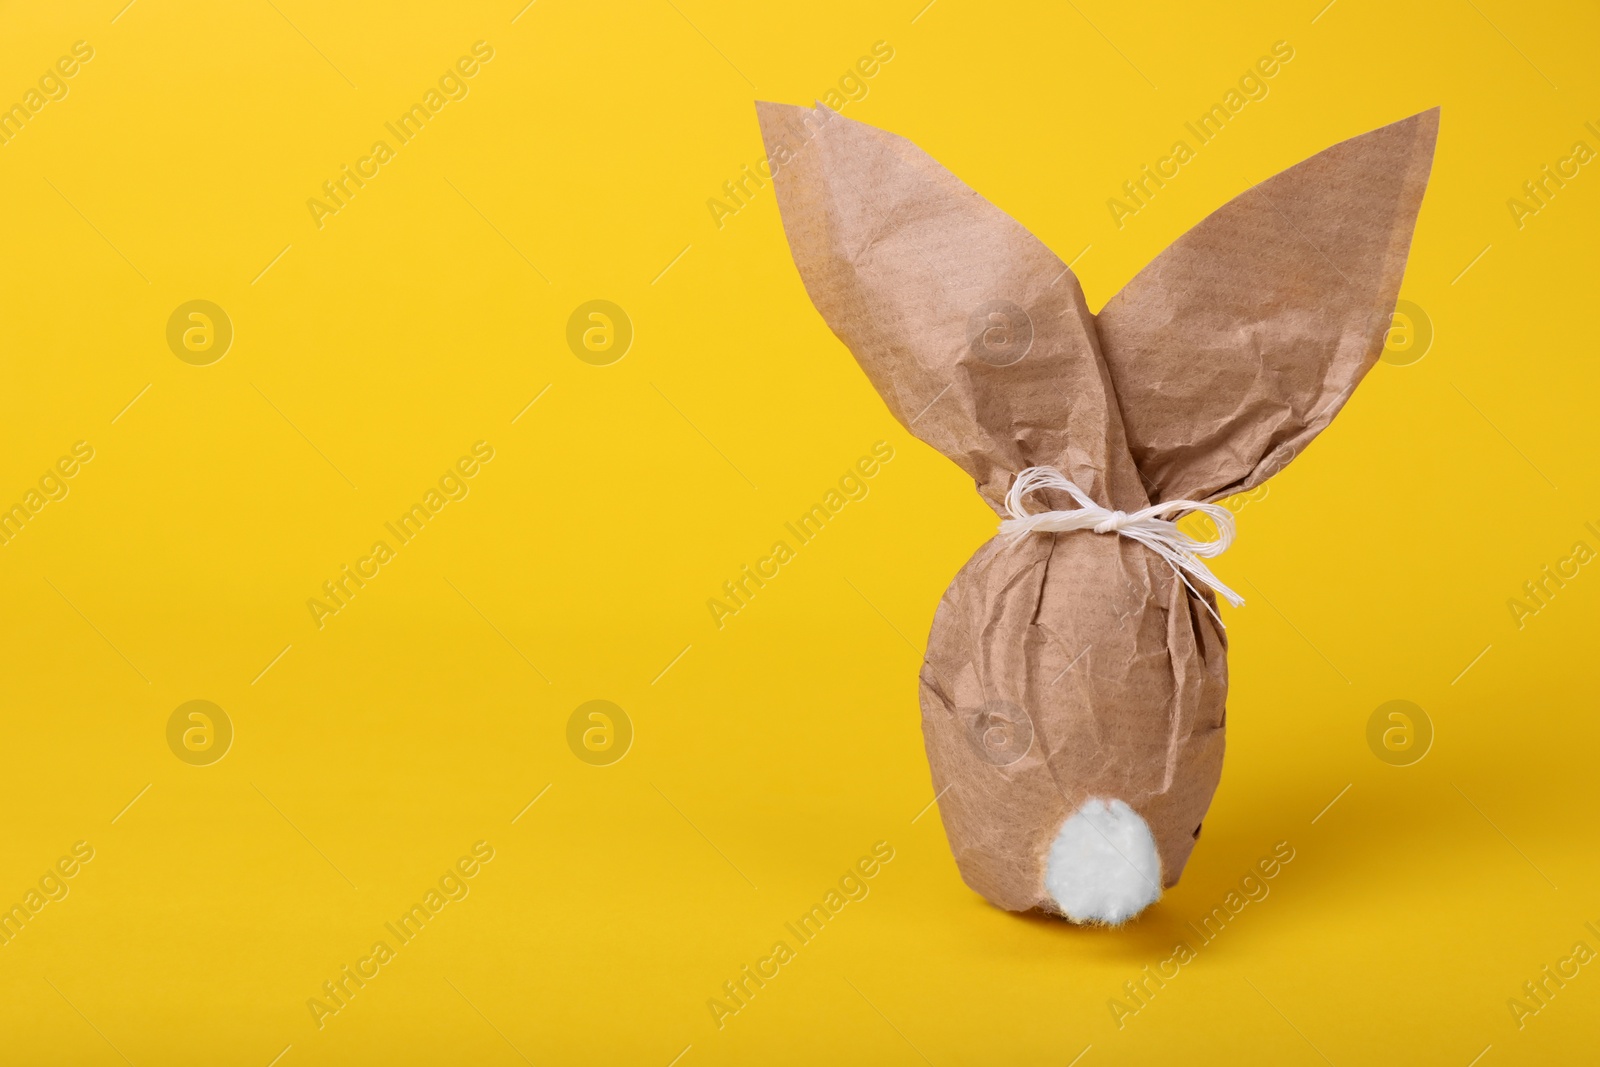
[{"left": 998, "top": 466, "right": 1244, "bottom": 625}]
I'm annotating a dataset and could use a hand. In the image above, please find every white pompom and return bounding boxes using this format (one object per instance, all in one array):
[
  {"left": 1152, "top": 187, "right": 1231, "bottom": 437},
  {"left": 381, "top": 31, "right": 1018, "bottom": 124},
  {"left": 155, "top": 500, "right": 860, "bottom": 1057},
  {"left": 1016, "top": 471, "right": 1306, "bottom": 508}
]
[{"left": 1044, "top": 797, "right": 1163, "bottom": 925}]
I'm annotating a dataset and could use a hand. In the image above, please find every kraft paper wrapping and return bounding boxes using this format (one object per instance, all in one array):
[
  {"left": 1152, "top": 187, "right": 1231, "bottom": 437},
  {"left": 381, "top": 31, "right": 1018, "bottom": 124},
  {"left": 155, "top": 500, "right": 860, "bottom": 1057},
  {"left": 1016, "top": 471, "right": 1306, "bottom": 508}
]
[{"left": 757, "top": 102, "right": 1438, "bottom": 916}]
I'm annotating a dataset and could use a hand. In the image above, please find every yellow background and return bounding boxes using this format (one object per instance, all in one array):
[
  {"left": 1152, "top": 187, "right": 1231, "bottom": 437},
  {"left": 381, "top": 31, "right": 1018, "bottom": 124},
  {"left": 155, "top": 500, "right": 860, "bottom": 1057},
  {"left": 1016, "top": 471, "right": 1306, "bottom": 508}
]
[{"left": 2, "top": 0, "right": 1597, "bottom": 1063}]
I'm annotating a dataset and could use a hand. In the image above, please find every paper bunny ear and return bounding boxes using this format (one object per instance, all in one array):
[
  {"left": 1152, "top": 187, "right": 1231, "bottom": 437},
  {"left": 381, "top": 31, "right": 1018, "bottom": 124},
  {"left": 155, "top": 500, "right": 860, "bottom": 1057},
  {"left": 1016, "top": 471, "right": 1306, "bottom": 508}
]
[
  {"left": 1095, "top": 108, "right": 1440, "bottom": 504},
  {"left": 756, "top": 102, "right": 1149, "bottom": 513}
]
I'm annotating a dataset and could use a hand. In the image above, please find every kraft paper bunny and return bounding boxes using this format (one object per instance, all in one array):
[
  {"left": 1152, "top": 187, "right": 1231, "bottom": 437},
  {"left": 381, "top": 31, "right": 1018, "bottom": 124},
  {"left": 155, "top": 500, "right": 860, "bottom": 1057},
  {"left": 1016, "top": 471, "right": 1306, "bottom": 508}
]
[{"left": 756, "top": 102, "right": 1437, "bottom": 923}]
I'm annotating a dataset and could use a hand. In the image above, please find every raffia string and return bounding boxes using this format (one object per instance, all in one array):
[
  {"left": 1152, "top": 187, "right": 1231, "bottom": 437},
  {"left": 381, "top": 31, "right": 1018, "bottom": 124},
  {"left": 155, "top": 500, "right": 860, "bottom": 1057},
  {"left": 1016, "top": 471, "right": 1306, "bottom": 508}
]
[{"left": 999, "top": 466, "right": 1244, "bottom": 625}]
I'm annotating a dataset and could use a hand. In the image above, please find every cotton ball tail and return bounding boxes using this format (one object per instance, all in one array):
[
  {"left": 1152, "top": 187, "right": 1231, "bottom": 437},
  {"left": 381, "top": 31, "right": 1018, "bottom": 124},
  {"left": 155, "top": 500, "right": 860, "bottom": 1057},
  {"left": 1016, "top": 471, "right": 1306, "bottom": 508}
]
[{"left": 1044, "top": 798, "right": 1163, "bottom": 925}]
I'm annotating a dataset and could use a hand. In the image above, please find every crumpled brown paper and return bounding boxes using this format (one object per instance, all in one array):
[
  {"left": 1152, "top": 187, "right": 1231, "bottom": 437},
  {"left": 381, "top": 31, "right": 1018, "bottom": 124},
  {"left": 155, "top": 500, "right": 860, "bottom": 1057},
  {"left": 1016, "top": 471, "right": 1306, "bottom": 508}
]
[{"left": 757, "top": 101, "right": 1437, "bottom": 916}]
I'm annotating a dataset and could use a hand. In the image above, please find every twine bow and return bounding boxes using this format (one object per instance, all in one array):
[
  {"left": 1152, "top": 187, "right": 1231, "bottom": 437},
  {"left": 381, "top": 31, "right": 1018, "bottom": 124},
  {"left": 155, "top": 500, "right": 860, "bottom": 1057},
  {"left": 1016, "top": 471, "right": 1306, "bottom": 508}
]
[{"left": 999, "top": 466, "right": 1244, "bottom": 624}]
